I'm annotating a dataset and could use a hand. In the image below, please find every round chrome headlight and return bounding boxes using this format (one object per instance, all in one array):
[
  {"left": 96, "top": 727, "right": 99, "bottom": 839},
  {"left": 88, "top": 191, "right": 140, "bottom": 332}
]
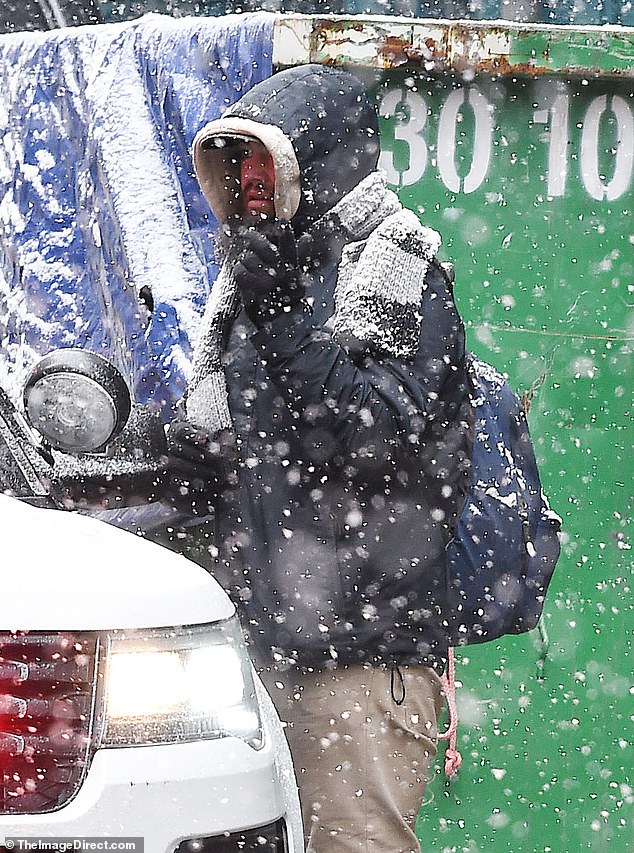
[{"left": 23, "top": 350, "right": 132, "bottom": 453}]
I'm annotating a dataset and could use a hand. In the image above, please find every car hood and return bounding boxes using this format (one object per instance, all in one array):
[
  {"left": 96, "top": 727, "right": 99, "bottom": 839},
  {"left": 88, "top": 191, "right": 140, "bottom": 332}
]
[{"left": 0, "top": 494, "right": 234, "bottom": 630}]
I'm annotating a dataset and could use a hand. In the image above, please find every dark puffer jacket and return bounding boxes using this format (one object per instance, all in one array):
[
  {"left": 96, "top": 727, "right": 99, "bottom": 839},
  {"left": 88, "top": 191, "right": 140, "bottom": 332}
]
[{"left": 191, "top": 66, "right": 472, "bottom": 672}]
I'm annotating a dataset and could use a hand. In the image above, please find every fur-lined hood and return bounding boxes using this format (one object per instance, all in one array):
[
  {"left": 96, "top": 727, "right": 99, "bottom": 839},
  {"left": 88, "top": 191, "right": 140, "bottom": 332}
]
[{"left": 192, "top": 64, "right": 380, "bottom": 232}]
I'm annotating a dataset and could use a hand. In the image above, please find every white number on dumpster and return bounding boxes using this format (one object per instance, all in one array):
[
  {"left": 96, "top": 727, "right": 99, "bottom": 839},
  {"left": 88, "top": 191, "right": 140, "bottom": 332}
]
[
  {"left": 379, "top": 86, "right": 633, "bottom": 201},
  {"left": 437, "top": 86, "right": 493, "bottom": 194},
  {"left": 580, "top": 95, "right": 634, "bottom": 201},
  {"left": 378, "top": 88, "right": 428, "bottom": 186}
]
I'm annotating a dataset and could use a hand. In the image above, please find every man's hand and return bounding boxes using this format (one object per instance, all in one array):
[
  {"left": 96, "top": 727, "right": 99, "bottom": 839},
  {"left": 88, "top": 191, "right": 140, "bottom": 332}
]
[
  {"left": 234, "top": 221, "right": 305, "bottom": 323},
  {"left": 165, "top": 421, "right": 237, "bottom": 515}
]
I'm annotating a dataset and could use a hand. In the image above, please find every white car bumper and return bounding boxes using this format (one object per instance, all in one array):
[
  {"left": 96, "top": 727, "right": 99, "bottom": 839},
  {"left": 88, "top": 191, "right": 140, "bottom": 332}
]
[{"left": 0, "top": 684, "right": 303, "bottom": 853}]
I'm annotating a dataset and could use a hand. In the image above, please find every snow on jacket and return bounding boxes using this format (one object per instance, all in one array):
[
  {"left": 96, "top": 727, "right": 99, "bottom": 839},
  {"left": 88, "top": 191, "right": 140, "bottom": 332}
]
[{"left": 190, "top": 65, "right": 473, "bottom": 671}]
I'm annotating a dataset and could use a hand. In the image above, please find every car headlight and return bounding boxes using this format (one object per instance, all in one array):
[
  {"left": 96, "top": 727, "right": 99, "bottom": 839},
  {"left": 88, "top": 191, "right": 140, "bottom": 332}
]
[
  {"left": 99, "top": 619, "right": 263, "bottom": 750},
  {"left": 23, "top": 349, "right": 131, "bottom": 453}
]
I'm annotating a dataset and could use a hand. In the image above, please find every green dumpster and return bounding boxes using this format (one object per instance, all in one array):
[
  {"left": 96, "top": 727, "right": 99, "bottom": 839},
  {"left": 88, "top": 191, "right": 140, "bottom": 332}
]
[{"left": 275, "top": 15, "right": 633, "bottom": 852}]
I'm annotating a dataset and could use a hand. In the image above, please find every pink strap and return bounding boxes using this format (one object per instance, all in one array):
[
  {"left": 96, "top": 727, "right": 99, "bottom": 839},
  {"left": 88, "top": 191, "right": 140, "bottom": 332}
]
[{"left": 438, "top": 646, "right": 462, "bottom": 778}]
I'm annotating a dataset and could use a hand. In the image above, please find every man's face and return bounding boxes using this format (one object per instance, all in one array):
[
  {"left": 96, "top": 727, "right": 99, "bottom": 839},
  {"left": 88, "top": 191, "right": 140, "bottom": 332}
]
[{"left": 240, "top": 142, "right": 276, "bottom": 221}]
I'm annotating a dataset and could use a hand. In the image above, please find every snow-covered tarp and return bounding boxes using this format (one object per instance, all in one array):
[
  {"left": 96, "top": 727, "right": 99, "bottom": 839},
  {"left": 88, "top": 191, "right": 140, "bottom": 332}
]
[{"left": 0, "top": 12, "right": 274, "bottom": 417}]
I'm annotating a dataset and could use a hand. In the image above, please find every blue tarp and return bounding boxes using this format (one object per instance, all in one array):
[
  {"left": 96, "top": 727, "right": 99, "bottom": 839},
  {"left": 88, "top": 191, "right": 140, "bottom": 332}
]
[{"left": 0, "top": 12, "right": 274, "bottom": 417}]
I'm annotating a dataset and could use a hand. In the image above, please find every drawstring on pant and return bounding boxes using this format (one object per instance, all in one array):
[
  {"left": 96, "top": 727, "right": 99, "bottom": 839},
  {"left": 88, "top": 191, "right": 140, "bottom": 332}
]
[
  {"left": 438, "top": 646, "right": 462, "bottom": 778},
  {"left": 388, "top": 656, "right": 461, "bottom": 774},
  {"left": 390, "top": 661, "right": 406, "bottom": 705}
]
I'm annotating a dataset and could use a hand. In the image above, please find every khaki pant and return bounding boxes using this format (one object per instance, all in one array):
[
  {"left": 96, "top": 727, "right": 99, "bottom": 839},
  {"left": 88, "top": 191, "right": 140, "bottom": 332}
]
[{"left": 259, "top": 663, "right": 444, "bottom": 853}]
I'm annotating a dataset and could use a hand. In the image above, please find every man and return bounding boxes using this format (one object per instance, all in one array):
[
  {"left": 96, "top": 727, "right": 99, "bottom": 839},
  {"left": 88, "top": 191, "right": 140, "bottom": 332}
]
[{"left": 172, "top": 64, "right": 472, "bottom": 852}]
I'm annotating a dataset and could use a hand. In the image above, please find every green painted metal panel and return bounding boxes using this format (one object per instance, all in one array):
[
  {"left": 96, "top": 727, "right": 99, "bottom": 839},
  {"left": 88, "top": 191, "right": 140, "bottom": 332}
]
[
  {"left": 273, "top": 14, "right": 634, "bottom": 848},
  {"left": 370, "top": 67, "right": 633, "bottom": 852}
]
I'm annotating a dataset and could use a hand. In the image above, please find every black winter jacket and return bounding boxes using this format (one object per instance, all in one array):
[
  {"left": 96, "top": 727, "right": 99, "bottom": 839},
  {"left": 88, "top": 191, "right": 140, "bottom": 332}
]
[{"left": 191, "top": 66, "right": 472, "bottom": 672}]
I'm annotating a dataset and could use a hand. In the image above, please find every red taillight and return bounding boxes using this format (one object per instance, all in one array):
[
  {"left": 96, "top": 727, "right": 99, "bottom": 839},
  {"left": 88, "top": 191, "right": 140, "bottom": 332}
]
[{"left": 0, "top": 632, "right": 98, "bottom": 814}]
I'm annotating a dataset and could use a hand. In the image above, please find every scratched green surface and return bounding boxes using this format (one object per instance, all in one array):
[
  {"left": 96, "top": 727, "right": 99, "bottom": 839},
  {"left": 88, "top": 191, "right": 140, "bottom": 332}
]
[
  {"left": 520, "top": 29, "right": 634, "bottom": 74},
  {"left": 373, "top": 69, "right": 633, "bottom": 851}
]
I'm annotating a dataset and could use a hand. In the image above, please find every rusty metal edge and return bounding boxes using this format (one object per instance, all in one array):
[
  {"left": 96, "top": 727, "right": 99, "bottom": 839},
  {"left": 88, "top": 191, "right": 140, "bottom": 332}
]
[{"left": 273, "top": 14, "right": 634, "bottom": 79}]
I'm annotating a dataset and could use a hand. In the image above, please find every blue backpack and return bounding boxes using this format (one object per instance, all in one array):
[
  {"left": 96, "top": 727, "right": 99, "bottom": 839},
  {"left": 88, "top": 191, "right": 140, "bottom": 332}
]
[{"left": 443, "top": 354, "right": 561, "bottom": 647}]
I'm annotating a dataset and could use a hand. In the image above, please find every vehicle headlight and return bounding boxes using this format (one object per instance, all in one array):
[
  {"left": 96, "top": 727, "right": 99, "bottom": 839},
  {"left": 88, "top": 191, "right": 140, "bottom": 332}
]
[
  {"left": 23, "top": 349, "right": 131, "bottom": 453},
  {"left": 99, "top": 619, "right": 263, "bottom": 749}
]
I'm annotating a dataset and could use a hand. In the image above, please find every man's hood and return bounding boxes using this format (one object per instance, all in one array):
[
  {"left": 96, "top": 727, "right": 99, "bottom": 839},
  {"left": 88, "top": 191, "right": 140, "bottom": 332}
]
[{"left": 192, "top": 65, "right": 380, "bottom": 232}]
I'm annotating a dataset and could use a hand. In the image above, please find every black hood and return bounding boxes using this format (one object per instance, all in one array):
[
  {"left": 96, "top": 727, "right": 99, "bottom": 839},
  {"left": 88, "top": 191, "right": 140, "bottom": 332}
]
[{"left": 193, "top": 65, "right": 380, "bottom": 233}]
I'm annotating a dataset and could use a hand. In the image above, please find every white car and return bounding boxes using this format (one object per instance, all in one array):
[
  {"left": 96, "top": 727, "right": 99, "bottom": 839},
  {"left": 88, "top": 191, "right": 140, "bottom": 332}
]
[{"left": 0, "top": 492, "right": 303, "bottom": 852}]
